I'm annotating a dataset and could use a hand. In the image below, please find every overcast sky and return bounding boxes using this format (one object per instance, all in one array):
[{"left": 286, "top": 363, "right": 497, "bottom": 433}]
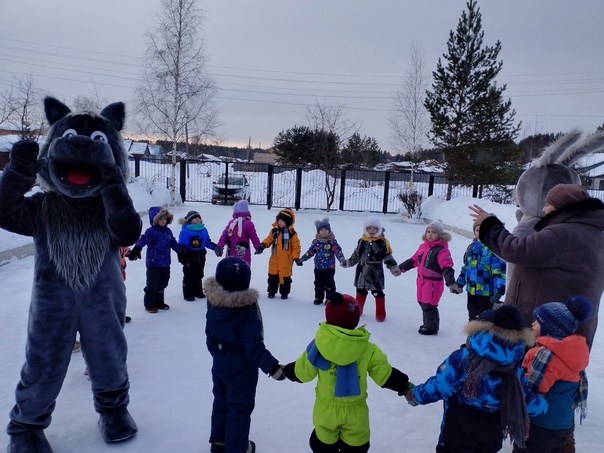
[{"left": 2, "top": 0, "right": 604, "bottom": 151}]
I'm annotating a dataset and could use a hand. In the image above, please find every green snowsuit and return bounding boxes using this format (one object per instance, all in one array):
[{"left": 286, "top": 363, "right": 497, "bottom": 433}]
[{"left": 293, "top": 322, "right": 394, "bottom": 447}]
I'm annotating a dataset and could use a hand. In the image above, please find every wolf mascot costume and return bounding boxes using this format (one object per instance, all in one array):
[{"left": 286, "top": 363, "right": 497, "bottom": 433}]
[{"left": 0, "top": 97, "right": 142, "bottom": 452}]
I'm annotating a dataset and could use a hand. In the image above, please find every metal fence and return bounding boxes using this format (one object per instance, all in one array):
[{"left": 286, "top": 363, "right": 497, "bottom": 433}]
[{"left": 129, "top": 158, "right": 604, "bottom": 213}]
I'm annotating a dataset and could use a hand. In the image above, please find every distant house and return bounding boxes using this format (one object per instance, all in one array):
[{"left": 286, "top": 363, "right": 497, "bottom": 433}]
[
  {"left": 253, "top": 148, "right": 278, "bottom": 164},
  {"left": 576, "top": 153, "right": 604, "bottom": 189}
]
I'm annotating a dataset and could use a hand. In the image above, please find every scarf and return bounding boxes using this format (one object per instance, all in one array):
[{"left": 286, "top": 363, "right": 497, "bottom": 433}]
[
  {"left": 271, "top": 227, "right": 290, "bottom": 253},
  {"left": 305, "top": 340, "right": 360, "bottom": 397},
  {"left": 315, "top": 231, "right": 335, "bottom": 241},
  {"left": 528, "top": 346, "right": 588, "bottom": 424},
  {"left": 228, "top": 217, "right": 243, "bottom": 237},
  {"left": 462, "top": 343, "right": 530, "bottom": 448}
]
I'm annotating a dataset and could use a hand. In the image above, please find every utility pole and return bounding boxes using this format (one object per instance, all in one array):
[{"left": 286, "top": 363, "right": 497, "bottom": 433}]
[{"left": 247, "top": 136, "right": 251, "bottom": 163}]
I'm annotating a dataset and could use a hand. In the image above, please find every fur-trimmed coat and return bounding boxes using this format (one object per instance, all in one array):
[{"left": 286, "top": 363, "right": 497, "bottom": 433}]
[
  {"left": 347, "top": 234, "right": 398, "bottom": 292},
  {"left": 134, "top": 206, "right": 181, "bottom": 268},
  {"left": 412, "top": 320, "right": 547, "bottom": 435},
  {"left": 204, "top": 278, "right": 279, "bottom": 376},
  {"left": 479, "top": 198, "right": 604, "bottom": 349}
]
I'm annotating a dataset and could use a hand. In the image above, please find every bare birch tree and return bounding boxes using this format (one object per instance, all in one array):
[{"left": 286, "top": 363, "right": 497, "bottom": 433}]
[
  {"left": 136, "top": 0, "right": 219, "bottom": 204},
  {"left": 5, "top": 76, "right": 45, "bottom": 141},
  {"left": 304, "top": 100, "right": 359, "bottom": 211},
  {"left": 389, "top": 41, "right": 430, "bottom": 157}
]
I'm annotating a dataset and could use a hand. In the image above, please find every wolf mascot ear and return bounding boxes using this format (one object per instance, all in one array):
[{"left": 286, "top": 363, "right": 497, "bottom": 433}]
[
  {"left": 0, "top": 97, "right": 141, "bottom": 451},
  {"left": 513, "top": 130, "right": 604, "bottom": 236}
]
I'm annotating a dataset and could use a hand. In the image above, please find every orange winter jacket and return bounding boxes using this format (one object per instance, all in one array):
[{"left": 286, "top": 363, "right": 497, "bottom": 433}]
[{"left": 260, "top": 208, "right": 301, "bottom": 283}]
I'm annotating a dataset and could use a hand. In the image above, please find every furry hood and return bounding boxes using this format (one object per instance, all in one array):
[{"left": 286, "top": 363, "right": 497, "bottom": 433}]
[
  {"left": 204, "top": 277, "right": 259, "bottom": 308},
  {"left": 148, "top": 206, "right": 173, "bottom": 225},
  {"left": 464, "top": 319, "right": 536, "bottom": 348},
  {"left": 422, "top": 231, "right": 451, "bottom": 243}
]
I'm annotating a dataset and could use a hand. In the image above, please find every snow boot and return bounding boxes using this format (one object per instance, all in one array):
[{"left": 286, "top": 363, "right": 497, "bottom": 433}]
[
  {"left": 355, "top": 292, "right": 367, "bottom": 315},
  {"left": 7, "top": 430, "right": 53, "bottom": 453},
  {"left": 156, "top": 291, "right": 170, "bottom": 310},
  {"left": 183, "top": 285, "right": 195, "bottom": 301},
  {"left": 375, "top": 296, "right": 386, "bottom": 322},
  {"left": 98, "top": 407, "right": 138, "bottom": 443},
  {"left": 313, "top": 299, "right": 323, "bottom": 305},
  {"left": 210, "top": 442, "right": 225, "bottom": 453}
]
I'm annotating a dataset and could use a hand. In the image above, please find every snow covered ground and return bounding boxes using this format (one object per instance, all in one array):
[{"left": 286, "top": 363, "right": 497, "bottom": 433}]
[{"left": 0, "top": 185, "right": 602, "bottom": 452}]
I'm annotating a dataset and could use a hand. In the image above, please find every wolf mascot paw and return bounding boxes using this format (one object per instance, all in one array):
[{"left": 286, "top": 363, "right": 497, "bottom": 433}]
[{"left": 0, "top": 97, "right": 142, "bottom": 450}]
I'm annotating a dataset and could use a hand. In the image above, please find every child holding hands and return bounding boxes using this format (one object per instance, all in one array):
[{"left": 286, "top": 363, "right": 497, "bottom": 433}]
[
  {"left": 398, "top": 220, "right": 462, "bottom": 335},
  {"left": 341, "top": 216, "right": 400, "bottom": 322},
  {"left": 513, "top": 296, "right": 591, "bottom": 453},
  {"left": 296, "top": 218, "right": 346, "bottom": 305},
  {"left": 214, "top": 199, "right": 260, "bottom": 266},
  {"left": 406, "top": 305, "right": 547, "bottom": 452},
  {"left": 129, "top": 206, "right": 181, "bottom": 313},
  {"left": 205, "top": 257, "right": 285, "bottom": 453},
  {"left": 255, "top": 208, "right": 300, "bottom": 299},
  {"left": 283, "top": 292, "right": 412, "bottom": 453}
]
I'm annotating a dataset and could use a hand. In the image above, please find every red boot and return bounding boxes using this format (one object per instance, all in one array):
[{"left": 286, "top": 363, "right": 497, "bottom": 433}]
[
  {"left": 355, "top": 292, "right": 367, "bottom": 315},
  {"left": 375, "top": 296, "right": 386, "bottom": 322}
]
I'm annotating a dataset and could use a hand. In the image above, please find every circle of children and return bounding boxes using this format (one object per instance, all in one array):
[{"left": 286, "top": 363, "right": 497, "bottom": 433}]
[{"left": 126, "top": 185, "right": 596, "bottom": 453}]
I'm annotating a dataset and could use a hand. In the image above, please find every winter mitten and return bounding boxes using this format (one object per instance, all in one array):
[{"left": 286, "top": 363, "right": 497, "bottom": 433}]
[
  {"left": 405, "top": 389, "right": 419, "bottom": 407},
  {"left": 177, "top": 252, "right": 186, "bottom": 264},
  {"left": 448, "top": 283, "right": 463, "bottom": 294},
  {"left": 294, "top": 258, "right": 303, "bottom": 266},
  {"left": 389, "top": 266, "right": 401, "bottom": 277},
  {"left": 214, "top": 246, "right": 224, "bottom": 257},
  {"left": 340, "top": 259, "right": 350, "bottom": 268},
  {"left": 254, "top": 244, "right": 266, "bottom": 255},
  {"left": 270, "top": 364, "right": 285, "bottom": 381},
  {"left": 128, "top": 246, "right": 142, "bottom": 261},
  {"left": 338, "top": 257, "right": 347, "bottom": 266},
  {"left": 10, "top": 140, "right": 40, "bottom": 178},
  {"left": 398, "top": 382, "right": 415, "bottom": 396}
]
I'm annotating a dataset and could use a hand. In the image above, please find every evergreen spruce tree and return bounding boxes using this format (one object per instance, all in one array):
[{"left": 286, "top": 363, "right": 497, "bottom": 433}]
[{"left": 424, "top": 0, "right": 521, "bottom": 195}]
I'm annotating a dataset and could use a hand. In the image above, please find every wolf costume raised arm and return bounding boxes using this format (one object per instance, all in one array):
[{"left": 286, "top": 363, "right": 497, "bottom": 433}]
[{"left": 0, "top": 97, "right": 142, "bottom": 453}]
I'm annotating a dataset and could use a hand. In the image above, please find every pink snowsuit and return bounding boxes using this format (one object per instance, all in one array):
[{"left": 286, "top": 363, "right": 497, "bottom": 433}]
[{"left": 401, "top": 239, "right": 455, "bottom": 305}]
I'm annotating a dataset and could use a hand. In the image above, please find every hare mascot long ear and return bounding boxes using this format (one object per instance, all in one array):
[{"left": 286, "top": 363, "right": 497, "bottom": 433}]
[{"left": 513, "top": 130, "right": 604, "bottom": 236}]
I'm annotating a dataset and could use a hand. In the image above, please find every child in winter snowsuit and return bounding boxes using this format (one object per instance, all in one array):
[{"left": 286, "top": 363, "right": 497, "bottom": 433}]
[
  {"left": 205, "top": 257, "right": 285, "bottom": 453},
  {"left": 129, "top": 206, "right": 181, "bottom": 313},
  {"left": 296, "top": 218, "right": 346, "bottom": 305},
  {"left": 457, "top": 221, "right": 507, "bottom": 321},
  {"left": 214, "top": 199, "right": 261, "bottom": 266},
  {"left": 283, "top": 292, "right": 413, "bottom": 453},
  {"left": 342, "top": 216, "right": 400, "bottom": 322},
  {"left": 513, "top": 296, "right": 592, "bottom": 453},
  {"left": 177, "top": 210, "right": 216, "bottom": 301},
  {"left": 255, "top": 207, "right": 301, "bottom": 299},
  {"left": 406, "top": 305, "right": 548, "bottom": 452},
  {"left": 398, "top": 220, "right": 463, "bottom": 335}
]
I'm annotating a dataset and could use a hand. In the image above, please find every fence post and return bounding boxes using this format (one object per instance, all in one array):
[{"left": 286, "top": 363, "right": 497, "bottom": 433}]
[
  {"left": 134, "top": 157, "right": 140, "bottom": 177},
  {"left": 179, "top": 160, "right": 187, "bottom": 202},
  {"left": 295, "top": 167, "right": 303, "bottom": 210},
  {"left": 267, "top": 165, "right": 274, "bottom": 210},
  {"left": 428, "top": 174, "right": 435, "bottom": 197},
  {"left": 223, "top": 161, "right": 229, "bottom": 205},
  {"left": 339, "top": 170, "right": 346, "bottom": 211},
  {"left": 472, "top": 183, "right": 478, "bottom": 198},
  {"left": 382, "top": 171, "right": 391, "bottom": 214}
]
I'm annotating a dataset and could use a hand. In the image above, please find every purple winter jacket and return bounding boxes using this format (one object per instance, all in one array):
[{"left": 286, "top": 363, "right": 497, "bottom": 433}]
[{"left": 216, "top": 212, "right": 261, "bottom": 265}]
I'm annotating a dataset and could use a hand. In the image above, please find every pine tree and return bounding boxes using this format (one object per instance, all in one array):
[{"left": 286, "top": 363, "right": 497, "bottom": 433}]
[{"left": 424, "top": 0, "right": 520, "bottom": 192}]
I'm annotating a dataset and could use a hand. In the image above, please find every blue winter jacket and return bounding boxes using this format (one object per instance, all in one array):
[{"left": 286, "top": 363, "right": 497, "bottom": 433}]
[
  {"left": 135, "top": 206, "right": 180, "bottom": 267},
  {"left": 299, "top": 235, "right": 345, "bottom": 270},
  {"left": 178, "top": 222, "right": 215, "bottom": 263},
  {"left": 413, "top": 321, "right": 547, "bottom": 446},
  {"left": 457, "top": 238, "right": 506, "bottom": 297},
  {"left": 205, "top": 277, "right": 279, "bottom": 376}
]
